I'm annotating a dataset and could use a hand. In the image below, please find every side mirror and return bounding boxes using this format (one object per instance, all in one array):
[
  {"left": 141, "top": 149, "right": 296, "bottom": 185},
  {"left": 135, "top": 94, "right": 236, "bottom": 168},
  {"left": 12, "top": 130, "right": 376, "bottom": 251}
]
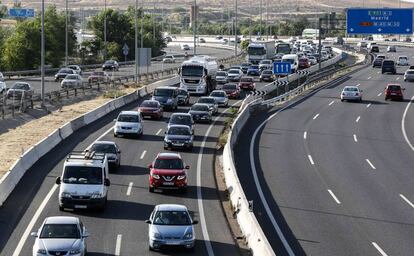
[
  {"left": 192, "top": 220, "right": 199, "bottom": 225},
  {"left": 185, "top": 165, "right": 190, "bottom": 170},
  {"left": 117, "top": 150, "right": 121, "bottom": 153},
  {"left": 104, "top": 179, "right": 111, "bottom": 187},
  {"left": 148, "top": 164, "right": 153, "bottom": 168},
  {"left": 83, "top": 231, "right": 90, "bottom": 238},
  {"left": 55, "top": 177, "right": 61, "bottom": 185},
  {"left": 30, "top": 231, "right": 38, "bottom": 237},
  {"left": 145, "top": 220, "right": 152, "bottom": 224}
]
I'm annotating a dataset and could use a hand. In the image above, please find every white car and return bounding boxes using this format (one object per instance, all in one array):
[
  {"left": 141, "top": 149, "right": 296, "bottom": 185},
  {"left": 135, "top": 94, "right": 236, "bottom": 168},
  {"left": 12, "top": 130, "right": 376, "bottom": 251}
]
[
  {"left": 0, "top": 81, "right": 6, "bottom": 94},
  {"left": 209, "top": 90, "right": 229, "bottom": 107},
  {"left": 67, "top": 65, "right": 82, "bottom": 75},
  {"left": 163, "top": 55, "right": 176, "bottom": 63},
  {"left": 61, "top": 74, "right": 83, "bottom": 89},
  {"left": 397, "top": 56, "right": 409, "bottom": 66},
  {"left": 31, "top": 216, "right": 89, "bottom": 256},
  {"left": 308, "top": 56, "right": 317, "bottom": 65},
  {"left": 113, "top": 111, "right": 143, "bottom": 137},
  {"left": 181, "top": 44, "right": 190, "bottom": 51},
  {"left": 341, "top": 86, "right": 363, "bottom": 102},
  {"left": 0, "top": 72, "right": 4, "bottom": 82},
  {"left": 227, "top": 69, "right": 243, "bottom": 82}
]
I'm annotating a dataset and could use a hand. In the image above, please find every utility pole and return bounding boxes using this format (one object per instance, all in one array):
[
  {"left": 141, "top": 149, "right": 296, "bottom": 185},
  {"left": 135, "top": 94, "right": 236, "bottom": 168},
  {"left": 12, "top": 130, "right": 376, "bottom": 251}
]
[
  {"left": 104, "top": 0, "right": 107, "bottom": 61},
  {"left": 234, "top": 0, "right": 237, "bottom": 56},
  {"left": 141, "top": 0, "right": 144, "bottom": 49},
  {"left": 65, "top": 0, "right": 68, "bottom": 66},
  {"left": 41, "top": 0, "right": 45, "bottom": 107},
  {"left": 249, "top": 0, "right": 252, "bottom": 40},
  {"left": 153, "top": 0, "right": 155, "bottom": 42},
  {"left": 266, "top": 0, "right": 268, "bottom": 40},
  {"left": 260, "top": 0, "right": 262, "bottom": 37},
  {"left": 193, "top": 0, "right": 197, "bottom": 56},
  {"left": 135, "top": 0, "right": 138, "bottom": 82}
]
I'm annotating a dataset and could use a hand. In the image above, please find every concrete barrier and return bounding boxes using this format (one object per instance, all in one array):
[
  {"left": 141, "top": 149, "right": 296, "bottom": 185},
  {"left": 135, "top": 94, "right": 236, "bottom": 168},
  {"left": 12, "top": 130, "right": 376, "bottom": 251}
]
[{"left": 59, "top": 122, "right": 74, "bottom": 140}]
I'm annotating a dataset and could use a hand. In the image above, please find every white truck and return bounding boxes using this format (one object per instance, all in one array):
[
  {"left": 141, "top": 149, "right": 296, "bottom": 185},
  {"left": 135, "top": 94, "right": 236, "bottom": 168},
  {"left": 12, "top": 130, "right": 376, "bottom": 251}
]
[
  {"left": 247, "top": 41, "right": 275, "bottom": 64},
  {"left": 179, "top": 55, "right": 218, "bottom": 95}
]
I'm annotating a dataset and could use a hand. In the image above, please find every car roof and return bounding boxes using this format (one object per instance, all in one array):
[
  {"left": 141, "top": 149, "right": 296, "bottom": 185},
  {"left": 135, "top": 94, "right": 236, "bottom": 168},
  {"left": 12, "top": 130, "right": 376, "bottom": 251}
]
[
  {"left": 168, "top": 124, "right": 191, "bottom": 129},
  {"left": 192, "top": 103, "right": 210, "bottom": 108},
  {"left": 142, "top": 99, "right": 159, "bottom": 104},
  {"left": 157, "top": 152, "right": 181, "bottom": 159},
  {"left": 199, "top": 96, "right": 214, "bottom": 99},
  {"left": 155, "top": 204, "right": 188, "bottom": 212},
  {"left": 387, "top": 83, "right": 401, "bottom": 87},
  {"left": 211, "top": 90, "right": 226, "bottom": 94},
  {"left": 119, "top": 111, "right": 140, "bottom": 115},
  {"left": 171, "top": 112, "right": 191, "bottom": 117},
  {"left": 343, "top": 86, "right": 359, "bottom": 89},
  {"left": 45, "top": 216, "right": 79, "bottom": 225},
  {"left": 92, "top": 141, "right": 116, "bottom": 146}
]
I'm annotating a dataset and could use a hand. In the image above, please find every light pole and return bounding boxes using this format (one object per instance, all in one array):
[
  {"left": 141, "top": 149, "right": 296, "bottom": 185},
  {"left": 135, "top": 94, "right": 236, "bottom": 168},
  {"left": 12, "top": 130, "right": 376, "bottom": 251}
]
[
  {"left": 152, "top": 0, "right": 155, "bottom": 42},
  {"left": 260, "top": 0, "right": 262, "bottom": 37},
  {"left": 65, "top": 0, "right": 68, "bottom": 66},
  {"left": 135, "top": 0, "right": 138, "bottom": 82},
  {"left": 265, "top": 0, "right": 268, "bottom": 40},
  {"left": 234, "top": 0, "right": 237, "bottom": 56},
  {"left": 193, "top": 0, "right": 197, "bottom": 56},
  {"left": 41, "top": 0, "right": 45, "bottom": 107},
  {"left": 104, "top": 0, "right": 107, "bottom": 61},
  {"left": 141, "top": 0, "right": 144, "bottom": 49}
]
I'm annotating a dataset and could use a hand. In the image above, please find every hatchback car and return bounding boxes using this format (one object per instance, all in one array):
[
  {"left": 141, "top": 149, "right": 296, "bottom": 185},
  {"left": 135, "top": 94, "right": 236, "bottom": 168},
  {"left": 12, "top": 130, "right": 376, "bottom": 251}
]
[
  {"left": 221, "top": 83, "right": 240, "bottom": 99},
  {"left": 258, "top": 59, "right": 273, "bottom": 71},
  {"left": 397, "top": 56, "right": 409, "bottom": 66},
  {"left": 67, "top": 65, "right": 82, "bottom": 75},
  {"left": 177, "top": 89, "right": 190, "bottom": 105},
  {"left": 138, "top": 100, "right": 163, "bottom": 119},
  {"left": 227, "top": 69, "right": 243, "bottom": 82},
  {"left": 238, "top": 77, "right": 256, "bottom": 91},
  {"left": 247, "top": 65, "right": 260, "bottom": 76},
  {"left": 61, "top": 74, "right": 83, "bottom": 89},
  {"left": 260, "top": 70, "right": 275, "bottom": 82},
  {"left": 88, "top": 71, "right": 110, "bottom": 84},
  {"left": 168, "top": 113, "right": 194, "bottom": 134},
  {"left": 340, "top": 86, "right": 363, "bottom": 102},
  {"left": 298, "top": 58, "right": 310, "bottom": 69},
  {"left": 387, "top": 45, "right": 396, "bottom": 52},
  {"left": 188, "top": 103, "right": 212, "bottom": 123},
  {"left": 404, "top": 69, "right": 414, "bottom": 82},
  {"left": 164, "top": 125, "right": 193, "bottom": 150},
  {"left": 181, "top": 44, "right": 190, "bottom": 51},
  {"left": 148, "top": 153, "right": 189, "bottom": 192},
  {"left": 113, "top": 111, "right": 143, "bottom": 137},
  {"left": 6, "top": 82, "right": 34, "bottom": 99},
  {"left": 163, "top": 55, "right": 176, "bottom": 63},
  {"left": 385, "top": 84, "right": 404, "bottom": 101},
  {"left": 382, "top": 60, "right": 396, "bottom": 74},
  {"left": 102, "top": 60, "right": 119, "bottom": 71},
  {"left": 240, "top": 62, "right": 252, "bottom": 73},
  {"left": 86, "top": 141, "right": 121, "bottom": 171},
  {"left": 197, "top": 97, "right": 218, "bottom": 115},
  {"left": 216, "top": 71, "right": 228, "bottom": 84},
  {"left": 31, "top": 216, "right": 89, "bottom": 256},
  {"left": 209, "top": 90, "right": 229, "bottom": 107},
  {"left": 146, "top": 204, "right": 197, "bottom": 251},
  {"left": 55, "top": 68, "right": 75, "bottom": 81},
  {"left": 372, "top": 57, "right": 383, "bottom": 68}
]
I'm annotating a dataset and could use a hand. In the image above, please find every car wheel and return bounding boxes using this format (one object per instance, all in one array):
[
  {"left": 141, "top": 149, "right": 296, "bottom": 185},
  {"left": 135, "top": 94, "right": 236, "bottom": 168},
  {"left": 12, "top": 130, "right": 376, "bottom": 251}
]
[
  {"left": 149, "top": 186, "right": 154, "bottom": 193},
  {"left": 341, "top": 99, "right": 344, "bottom": 102},
  {"left": 59, "top": 205, "right": 64, "bottom": 211},
  {"left": 181, "top": 187, "right": 188, "bottom": 194},
  {"left": 114, "top": 133, "right": 118, "bottom": 137}
]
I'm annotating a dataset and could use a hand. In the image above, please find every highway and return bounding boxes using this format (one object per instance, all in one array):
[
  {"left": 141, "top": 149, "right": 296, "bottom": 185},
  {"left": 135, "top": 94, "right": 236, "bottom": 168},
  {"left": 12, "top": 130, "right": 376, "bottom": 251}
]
[{"left": 234, "top": 45, "right": 414, "bottom": 255}]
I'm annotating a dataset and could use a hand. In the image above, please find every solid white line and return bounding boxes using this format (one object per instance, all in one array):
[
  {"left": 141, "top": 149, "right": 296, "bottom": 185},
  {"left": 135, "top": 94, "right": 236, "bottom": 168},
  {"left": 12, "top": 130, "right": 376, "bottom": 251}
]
[
  {"left": 366, "top": 159, "right": 376, "bottom": 170},
  {"left": 353, "top": 134, "right": 358, "bottom": 142},
  {"left": 356, "top": 83, "right": 361, "bottom": 87},
  {"left": 308, "top": 155, "right": 315, "bottom": 165},
  {"left": 115, "top": 234, "right": 122, "bottom": 256},
  {"left": 356, "top": 116, "right": 361, "bottom": 123},
  {"left": 313, "top": 113, "right": 320, "bottom": 120},
  {"left": 88, "top": 125, "right": 115, "bottom": 148},
  {"left": 377, "top": 71, "right": 380, "bottom": 74},
  {"left": 12, "top": 184, "right": 59, "bottom": 256},
  {"left": 156, "top": 128, "right": 162, "bottom": 135},
  {"left": 140, "top": 150, "right": 147, "bottom": 159},
  {"left": 396, "top": 77, "right": 400, "bottom": 81},
  {"left": 372, "top": 242, "right": 389, "bottom": 256},
  {"left": 366, "top": 103, "right": 372, "bottom": 108},
  {"left": 328, "top": 189, "right": 341, "bottom": 204},
  {"left": 400, "top": 194, "right": 414, "bottom": 209},
  {"left": 304, "top": 131, "right": 307, "bottom": 140},
  {"left": 401, "top": 95, "right": 414, "bottom": 152},
  {"left": 328, "top": 100, "right": 335, "bottom": 106},
  {"left": 126, "top": 182, "right": 133, "bottom": 196},
  {"left": 368, "top": 76, "right": 372, "bottom": 80},
  {"left": 377, "top": 92, "right": 382, "bottom": 97}
]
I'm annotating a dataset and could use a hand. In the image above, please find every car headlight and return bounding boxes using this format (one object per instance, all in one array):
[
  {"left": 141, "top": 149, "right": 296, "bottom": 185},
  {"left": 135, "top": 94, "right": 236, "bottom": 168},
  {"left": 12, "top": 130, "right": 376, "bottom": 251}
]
[
  {"left": 152, "top": 232, "right": 163, "bottom": 239},
  {"left": 90, "top": 193, "right": 103, "bottom": 199},
  {"left": 70, "top": 249, "right": 81, "bottom": 255},
  {"left": 115, "top": 125, "right": 121, "bottom": 129},
  {"left": 177, "top": 175, "right": 186, "bottom": 180},
  {"left": 61, "top": 192, "right": 71, "bottom": 198},
  {"left": 37, "top": 249, "right": 47, "bottom": 254},
  {"left": 164, "top": 138, "right": 171, "bottom": 143},
  {"left": 167, "top": 98, "right": 173, "bottom": 103},
  {"left": 184, "top": 232, "right": 193, "bottom": 239},
  {"left": 152, "top": 174, "right": 160, "bottom": 179}
]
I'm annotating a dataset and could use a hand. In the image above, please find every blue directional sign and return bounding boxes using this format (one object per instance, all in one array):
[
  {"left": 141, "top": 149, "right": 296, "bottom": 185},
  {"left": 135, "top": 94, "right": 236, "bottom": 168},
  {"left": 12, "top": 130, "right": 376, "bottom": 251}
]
[
  {"left": 8, "top": 8, "right": 35, "bottom": 18},
  {"left": 273, "top": 62, "right": 291, "bottom": 75},
  {"left": 347, "top": 8, "right": 413, "bottom": 34}
]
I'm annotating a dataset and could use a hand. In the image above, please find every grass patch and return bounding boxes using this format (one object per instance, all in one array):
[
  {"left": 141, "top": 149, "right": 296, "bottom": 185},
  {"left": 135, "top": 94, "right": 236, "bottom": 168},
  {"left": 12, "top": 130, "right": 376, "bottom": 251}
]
[{"left": 218, "top": 107, "right": 239, "bottom": 149}]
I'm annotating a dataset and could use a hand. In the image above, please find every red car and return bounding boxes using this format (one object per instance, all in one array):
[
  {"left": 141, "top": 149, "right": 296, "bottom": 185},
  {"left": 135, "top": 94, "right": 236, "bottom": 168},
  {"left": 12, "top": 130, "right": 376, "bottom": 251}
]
[
  {"left": 148, "top": 152, "right": 189, "bottom": 193},
  {"left": 385, "top": 84, "right": 405, "bottom": 101},
  {"left": 298, "top": 57, "right": 310, "bottom": 69},
  {"left": 138, "top": 100, "right": 163, "bottom": 119},
  {"left": 238, "top": 77, "right": 256, "bottom": 91},
  {"left": 88, "top": 71, "right": 110, "bottom": 84},
  {"left": 221, "top": 83, "right": 241, "bottom": 99}
]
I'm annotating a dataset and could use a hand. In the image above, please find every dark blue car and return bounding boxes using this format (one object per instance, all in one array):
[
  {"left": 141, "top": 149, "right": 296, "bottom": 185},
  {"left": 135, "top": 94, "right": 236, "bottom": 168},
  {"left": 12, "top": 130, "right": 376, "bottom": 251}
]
[{"left": 247, "top": 65, "right": 260, "bottom": 76}]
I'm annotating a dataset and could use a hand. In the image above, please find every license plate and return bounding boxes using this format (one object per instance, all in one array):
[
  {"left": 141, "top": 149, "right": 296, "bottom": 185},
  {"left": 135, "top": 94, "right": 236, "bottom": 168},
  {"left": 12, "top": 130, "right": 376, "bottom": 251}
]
[
  {"left": 74, "top": 205, "right": 87, "bottom": 209},
  {"left": 163, "top": 182, "right": 174, "bottom": 186},
  {"left": 173, "top": 143, "right": 184, "bottom": 146},
  {"left": 166, "top": 240, "right": 181, "bottom": 245},
  {"left": 391, "top": 93, "right": 396, "bottom": 95}
]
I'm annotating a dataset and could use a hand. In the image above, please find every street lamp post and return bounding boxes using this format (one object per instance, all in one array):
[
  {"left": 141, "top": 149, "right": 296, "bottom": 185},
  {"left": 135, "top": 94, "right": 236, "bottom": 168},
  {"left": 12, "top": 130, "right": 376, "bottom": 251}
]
[
  {"left": 193, "top": 0, "right": 197, "bottom": 56},
  {"left": 260, "top": 0, "right": 262, "bottom": 37},
  {"left": 104, "top": 0, "right": 107, "bottom": 61},
  {"left": 41, "top": 0, "right": 45, "bottom": 107},
  {"left": 135, "top": 0, "right": 138, "bottom": 82},
  {"left": 234, "top": 0, "right": 237, "bottom": 56},
  {"left": 65, "top": 0, "right": 68, "bottom": 66}
]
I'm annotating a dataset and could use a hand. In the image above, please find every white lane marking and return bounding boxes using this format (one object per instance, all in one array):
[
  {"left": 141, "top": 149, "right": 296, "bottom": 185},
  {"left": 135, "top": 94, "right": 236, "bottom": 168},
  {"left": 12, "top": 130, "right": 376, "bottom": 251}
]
[
  {"left": 328, "top": 189, "right": 341, "bottom": 204},
  {"left": 377, "top": 71, "right": 380, "bottom": 74},
  {"left": 12, "top": 184, "right": 59, "bottom": 256},
  {"left": 126, "top": 182, "right": 133, "bottom": 196},
  {"left": 377, "top": 92, "right": 382, "bottom": 97},
  {"left": 313, "top": 113, "right": 320, "bottom": 120},
  {"left": 156, "top": 128, "right": 162, "bottom": 135},
  {"left": 356, "top": 83, "right": 361, "bottom": 87},
  {"left": 304, "top": 131, "right": 307, "bottom": 140},
  {"left": 308, "top": 155, "right": 315, "bottom": 165},
  {"left": 396, "top": 77, "right": 400, "bottom": 81},
  {"left": 356, "top": 116, "right": 361, "bottom": 123},
  {"left": 401, "top": 95, "right": 414, "bottom": 152},
  {"left": 372, "top": 242, "right": 389, "bottom": 256},
  {"left": 328, "top": 100, "right": 335, "bottom": 106},
  {"left": 366, "top": 159, "right": 376, "bottom": 170},
  {"left": 115, "top": 234, "right": 122, "bottom": 256},
  {"left": 140, "top": 150, "right": 147, "bottom": 159},
  {"left": 366, "top": 103, "right": 372, "bottom": 108},
  {"left": 368, "top": 76, "right": 372, "bottom": 80},
  {"left": 88, "top": 126, "right": 115, "bottom": 148},
  {"left": 400, "top": 194, "right": 414, "bottom": 209},
  {"left": 353, "top": 134, "right": 358, "bottom": 142}
]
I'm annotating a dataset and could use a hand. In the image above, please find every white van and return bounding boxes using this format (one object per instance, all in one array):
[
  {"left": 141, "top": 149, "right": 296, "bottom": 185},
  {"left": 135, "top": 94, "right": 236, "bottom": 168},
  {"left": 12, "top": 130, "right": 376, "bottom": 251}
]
[
  {"left": 56, "top": 151, "right": 110, "bottom": 211},
  {"left": 282, "top": 54, "right": 299, "bottom": 73}
]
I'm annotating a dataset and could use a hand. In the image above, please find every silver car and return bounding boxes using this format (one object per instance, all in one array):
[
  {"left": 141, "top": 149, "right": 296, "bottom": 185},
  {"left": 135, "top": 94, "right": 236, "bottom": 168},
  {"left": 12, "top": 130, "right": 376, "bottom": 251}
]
[
  {"left": 61, "top": 74, "right": 83, "bottom": 89},
  {"left": 340, "top": 86, "right": 363, "bottom": 102},
  {"left": 164, "top": 125, "right": 194, "bottom": 150},
  {"left": 113, "top": 111, "right": 143, "bottom": 137},
  {"left": 146, "top": 204, "right": 198, "bottom": 251},
  {"left": 6, "top": 82, "right": 34, "bottom": 99},
  {"left": 216, "top": 71, "right": 228, "bottom": 84},
  {"left": 404, "top": 69, "right": 414, "bottom": 82},
  {"left": 31, "top": 216, "right": 89, "bottom": 256},
  {"left": 209, "top": 90, "right": 229, "bottom": 107},
  {"left": 188, "top": 103, "right": 212, "bottom": 123},
  {"left": 0, "top": 81, "right": 6, "bottom": 94},
  {"left": 227, "top": 69, "right": 243, "bottom": 82},
  {"left": 197, "top": 96, "right": 218, "bottom": 115}
]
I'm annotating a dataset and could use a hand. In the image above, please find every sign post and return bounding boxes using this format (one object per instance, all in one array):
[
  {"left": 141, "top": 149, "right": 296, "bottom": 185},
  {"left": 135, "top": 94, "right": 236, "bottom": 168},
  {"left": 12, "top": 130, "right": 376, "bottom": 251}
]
[
  {"left": 273, "top": 62, "right": 291, "bottom": 75},
  {"left": 122, "top": 43, "right": 129, "bottom": 63}
]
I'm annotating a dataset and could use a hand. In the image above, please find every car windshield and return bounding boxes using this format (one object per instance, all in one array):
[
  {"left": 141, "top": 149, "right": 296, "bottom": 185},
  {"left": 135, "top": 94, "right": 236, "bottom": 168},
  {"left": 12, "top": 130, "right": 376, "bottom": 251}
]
[
  {"left": 39, "top": 224, "right": 80, "bottom": 239},
  {"left": 59, "top": 69, "right": 72, "bottom": 73},
  {"left": 92, "top": 72, "right": 105, "bottom": 76},
  {"left": 12, "top": 83, "right": 29, "bottom": 90},
  {"left": 260, "top": 60, "right": 272, "bottom": 64},
  {"left": 153, "top": 211, "right": 191, "bottom": 225},
  {"left": 283, "top": 59, "right": 295, "bottom": 64},
  {"left": 262, "top": 71, "right": 273, "bottom": 75},
  {"left": 154, "top": 89, "right": 173, "bottom": 97},
  {"left": 170, "top": 115, "right": 191, "bottom": 126},
  {"left": 65, "top": 75, "right": 79, "bottom": 80},
  {"left": 181, "top": 66, "right": 203, "bottom": 77},
  {"left": 178, "top": 90, "right": 188, "bottom": 96},
  {"left": 240, "top": 78, "right": 253, "bottom": 82},
  {"left": 105, "top": 60, "right": 115, "bottom": 64},
  {"left": 407, "top": 71, "right": 414, "bottom": 74},
  {"left": 191, "top": 105, "right": 209, "bottom": 111},
  {"left": 247, "top": 47, "right": 265, "bottom": 56},
  {"left": 117, "top": 114, "right": 140, "bottom": 122},
  {"left": 90, "top": 144, "right": 116, "bottom": 154},
  {"left": 154, "top": 158, "right": 184, "bottom": 169},
  {"left": 198, "top": 98, "right": 215, "bottom": 104},
  {"left": 210, "top": 91, "right": 225, "bottom": 97},
  {"left": 217, "top": 71, "right": 227, "bottom": 76},
  {"left": 250, "top": 65, "right": 259, "bottom": 70},
  {"left": 228, "top": 70, "right": 239, "bottom": 74},
  {"left": 344, "top": 87, "right": 358, "bottom": 92},
  {"left": 222, "top": 84, "right": 237, "bottom": 90},
  {"left": 388, "top": 85, "right": 401, "bottom": 91},
  {"left": 168, "top": 127, "right": 191, "bottom": 135},
  {"left": 383, "top": 61, "right": 394, "bottom": 65},
  {"left": 165, "top": 56, "right": 173, "bottom": 59},
  {"left": 241, "top": 63, "right": 251, "bottom": 67},
  {"left": 400, "top": 57, "right": 408, "bottom": 60},
  {"left": 63, "top": 166, "right": 103, "bottom": 185},
  {"left": 141, "top": 101, "right": 159, "bottom": 108}
]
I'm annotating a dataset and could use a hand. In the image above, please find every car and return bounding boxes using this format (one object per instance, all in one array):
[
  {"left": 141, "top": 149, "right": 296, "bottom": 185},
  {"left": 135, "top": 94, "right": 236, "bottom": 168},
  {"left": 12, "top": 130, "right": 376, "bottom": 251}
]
[
  {"left": 247, "top": 65, "right": 260, "bottom": 76},
  {"left": 340, "top": 86, "right": 363, "bottom": 102},
  {"left": 61, "top": 74, "right": 83, "bottom": 89},
  {"left": 181, "top": 44, "right": 190, "bottom": 51},
  {"left": 382, "top": 60, "right": 396, "bottom": 74},
  {"left": 221, "top": 83, "right": 240, "bottom": 99},
  {"left": 357, "top": 41, "right": 368, "bottom": 48},
  {"left": 113, "top": 111, "right": 143, "bottom": 137},
  {"left": 54, "top": 68, "right": 75, "bottom": 81},
  {"left": 215, "top": 35, "right": 223, "bottom": 40},
  {"left": 372, "top": 57, "right": 384, "bottom": 68},
  {"left": 387, "top": 46, "right": 396, "bottom": 52},
  {"left": 229, "top": 65, "right": 243, "bottom": 71},
  {"left": 385, "top": 84, "right": 405, "bottom": 101},
  {"left": 216, "top": 71, "right": 228, "bottom": 84},
  {"left": 67, "top": 65, "right": 82, "bottom": 75},
  {"left": 240, "top": 62, "right": 252, "bottom": 73},
  {"left": 168, "top": 113, "right": 194, "bottom": 135},
  {"left": 138, "top": 100, "right": 164, "bottom": 119},
  {"left": 404, "top": 69, "right": 414, "bottom": 81},
  {"left": 377, "top": 55, "right": 386, "bottom": 60},
  {"left": 177, "top": 88, "right": 190, "bottom": 105},
  {"left": 197, "top": 96, "right": 218, "bottom": 115},
  {"left": 164, "top": 125, "right": 194, "bottom": 150},
  {"left": 188, "top": 103, "right": 212, "bottom": 123},
  {"left": 258, "top": 59, "right": 273, "bottom": 71},
  {"left": 370, "top": 46, "right": 380, "bottom": 53},
  {"left": 308, "top": 56, "right": 317, "bottom": 65},
  {"left": 0, "top": 72, "right": 4, "bottom": 82},
  {"left": 298, "top": 57, "right": 310, "bottom": 69},
  {"left": 31, "top": 216, "right": 89, "bottom": 256},
  {"left": 152, "top": 87, "right": 179, "bottom": 110},
  {"left": 227, "top": 69, "right": 243, "bottom": 82},
  {"left": 209, "top": 90, "right": 229, "bottom": 107},
  {"left": 164, "top": 36, "right": 172, "bottom": 43},
  {"left": 163, "top": 55, "right": 176, "bottom": 63},
  {"left": 238, "top": 76, "right": 256, "bottom": 91},
  {"left": 260, "top": 70, "right": 275, "bottom": 82},
  {"left": 198, "top": 38, "right": 206, "bottom": 43},
  {"left": 397, "top": 56, "right": 409, "bottom": 66},
  {"left": 146, "top": 204, "right": 197, "bottom": 251},
  {"left": 88, "top": 71, "right": 110, "bottom": 84},
  {"left": 86, "top": 141, "right": 121, "bottom": 171},
  {"left": 6, "top": 82, "right": 33, "bottom": 99},
  {"left": 148, "top": 153, "right": 189, "bottom": 192},
  {"left": 102, "top": 60, "right": 119, "bottom": 71},
  {"left": 0, "top": 81, "right": 6, "bottom": 94}
]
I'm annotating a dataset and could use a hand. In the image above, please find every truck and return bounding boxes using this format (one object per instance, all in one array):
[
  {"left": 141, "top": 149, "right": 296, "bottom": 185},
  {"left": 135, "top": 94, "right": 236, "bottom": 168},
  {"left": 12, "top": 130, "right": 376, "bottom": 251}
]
[
  {"left": 246, "top": 41, "right": 275, "bottom": 64},
  {"left": 179, "top": 55, "right": 218, "bottom": 95}
]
